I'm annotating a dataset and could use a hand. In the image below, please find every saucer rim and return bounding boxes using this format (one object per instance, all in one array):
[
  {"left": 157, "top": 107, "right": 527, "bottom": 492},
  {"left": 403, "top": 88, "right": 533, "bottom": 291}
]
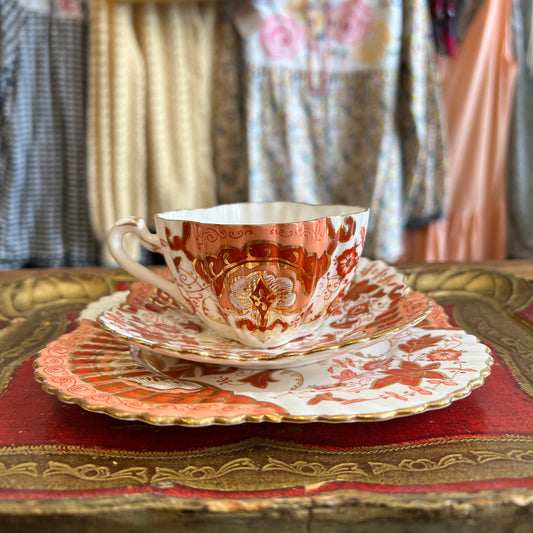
[
  {"left": 96, "top": 260, "right": 433, "bottom": 364},
  {"left": 121, "top": 290, "right": 432, "bottom": 369}
]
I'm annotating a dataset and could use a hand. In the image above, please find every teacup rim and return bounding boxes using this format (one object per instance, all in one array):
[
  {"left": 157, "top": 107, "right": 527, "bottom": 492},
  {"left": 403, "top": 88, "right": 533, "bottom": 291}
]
[{"left": 155, "top": 201, "right": 370, "bottom": 226}]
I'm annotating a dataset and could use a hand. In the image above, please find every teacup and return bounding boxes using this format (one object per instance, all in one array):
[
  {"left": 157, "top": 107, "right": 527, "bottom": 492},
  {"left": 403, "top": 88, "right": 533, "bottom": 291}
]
[{"left": 107, "top": 202, "right": 369, "bottom": 348}]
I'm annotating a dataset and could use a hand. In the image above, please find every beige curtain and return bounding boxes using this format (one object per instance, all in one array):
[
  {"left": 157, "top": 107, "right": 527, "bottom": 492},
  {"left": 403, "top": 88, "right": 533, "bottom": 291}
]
[{"left": 88, "top": 0, "right": 217, "bottom": 263}]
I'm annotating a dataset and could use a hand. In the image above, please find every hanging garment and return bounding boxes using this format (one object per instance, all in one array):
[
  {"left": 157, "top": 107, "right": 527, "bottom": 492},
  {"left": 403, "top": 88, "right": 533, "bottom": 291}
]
[
  {"left": 88, "top": 0, "right": 217, "bottom": 264},
  {"left": 215, "top": 0, "right": 446, "bottom": 262},
  {"left": 212, "top": 4, "right": 250, "bottom": 206},
  {"left": 428, "top": 0, "right": 456, "bottom": 56},
  {"left": 0, "top": 0, "right": 100, "bottom": 269},
  {"left": 402, "top": 0, "right": 517, "bottom": 261},
  {"left": 507, "top": 0, "right": 533, "bottom": 259},
  {"left": 454, "top": 0, "right": 485, "bottom": 41}
]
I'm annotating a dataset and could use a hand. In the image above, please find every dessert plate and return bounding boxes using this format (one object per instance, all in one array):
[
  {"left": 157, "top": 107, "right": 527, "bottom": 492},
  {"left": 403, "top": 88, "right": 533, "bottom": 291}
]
[
  {"left": 34, "top": 305, "right": 492, "bottom": 426},
  {"left": 97, "top": 259, "right": 432, "bottom": 368}
]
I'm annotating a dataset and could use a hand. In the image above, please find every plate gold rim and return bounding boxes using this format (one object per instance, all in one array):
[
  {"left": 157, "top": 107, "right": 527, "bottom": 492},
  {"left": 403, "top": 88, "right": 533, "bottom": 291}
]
[{"left": 33, "top": 341, "right": 493, "bottom": 427}]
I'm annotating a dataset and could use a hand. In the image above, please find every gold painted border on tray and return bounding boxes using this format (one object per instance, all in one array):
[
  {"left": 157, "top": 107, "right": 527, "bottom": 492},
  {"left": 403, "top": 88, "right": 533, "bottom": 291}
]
[
  {"left": 0, "top": 436, "right": 531, "bottom": 530},
  {"left": 0, "top": 434, "right": 531, "bottom": 491}
]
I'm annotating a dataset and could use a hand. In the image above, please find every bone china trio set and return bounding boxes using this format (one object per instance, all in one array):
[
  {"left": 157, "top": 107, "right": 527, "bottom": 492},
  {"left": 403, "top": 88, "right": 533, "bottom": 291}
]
[{"left": 34, "top": 203, "right": 492, "bottom": 425}]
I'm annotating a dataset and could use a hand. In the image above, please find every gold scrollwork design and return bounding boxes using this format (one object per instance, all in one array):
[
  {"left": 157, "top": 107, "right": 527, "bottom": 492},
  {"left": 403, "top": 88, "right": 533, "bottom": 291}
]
[
  {"left": 369, "top": 449, "right": 533, "bottom": 476},
  {"left": 0, "top": 438, "right": 532, "bottom": 492},
  {"left": 44, "top": 461, "right": 150, "bottom": 483},
  {"left": 369, "top": 454, "right": 477, "bottom": 475},
  {"left": 0, "top": 272, "right": 130, "bottom": 319},
  {"left": 0, "top": 462, "right": 38, "bottom": 478},
  {"left": 263, "top": 458, "right": 367, "bottom": 478},
  {"left": 471, "top": 449, "right": 533, "bottom": 465},
  {"left": 152, "top": 458, "right": 258, "bottom": 484},
  {"left": 400, "top": 266, "right": 533, "bottom": 313}
]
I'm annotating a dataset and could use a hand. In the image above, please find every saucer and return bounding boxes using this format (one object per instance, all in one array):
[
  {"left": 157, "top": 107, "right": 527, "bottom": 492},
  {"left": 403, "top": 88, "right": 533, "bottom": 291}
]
[
  {"left": 34, "top": 304, "right": 492, "bottom": 426},
  {"left": 96, "top": 259, "right": 432, "bottom": 368}
]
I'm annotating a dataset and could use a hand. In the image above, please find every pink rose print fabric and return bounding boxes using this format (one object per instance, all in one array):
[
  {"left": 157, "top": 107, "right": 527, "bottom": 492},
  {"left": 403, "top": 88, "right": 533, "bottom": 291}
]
[
  {"left": 54, "top": 0, "right": 86, "bottom": 17},
  {"left": 215, "top": 0, "right": 447, "bottom": 263},
  {"left": 260, "top": 14, "right": 305, "bottom": 59},
  {"left": 329, "top": 0, "right": 375, "bottom": 45}
]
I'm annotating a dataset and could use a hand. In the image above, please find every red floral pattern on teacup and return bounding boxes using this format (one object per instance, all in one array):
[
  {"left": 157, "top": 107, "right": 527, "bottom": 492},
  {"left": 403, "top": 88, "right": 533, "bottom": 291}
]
[
  {"left": 162, "top": 217, "right": 362, "bottom": 341},
  {"left": 329, "top": 0, "right": 375, "bottom": 46},
  {"left": 335, "top": 247, "right": 359, "bottom": 277},
  {"left": 194, "top": 241, "right": 330, "bottom": 302},
  {"left": 260, "top": 14, "right": 305, "bottom": 59}
]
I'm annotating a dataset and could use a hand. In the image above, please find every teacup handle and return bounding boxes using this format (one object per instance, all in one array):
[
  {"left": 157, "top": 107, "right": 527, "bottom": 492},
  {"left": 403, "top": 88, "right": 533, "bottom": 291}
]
[{"left": 107, "top": 217, "right": 181, "bottom": 300}]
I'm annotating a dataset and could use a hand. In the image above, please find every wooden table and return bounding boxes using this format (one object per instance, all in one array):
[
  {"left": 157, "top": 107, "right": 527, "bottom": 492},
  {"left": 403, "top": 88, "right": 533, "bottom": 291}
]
[{"left": 0, "top": 262, "right": 532, "bottom": 532}]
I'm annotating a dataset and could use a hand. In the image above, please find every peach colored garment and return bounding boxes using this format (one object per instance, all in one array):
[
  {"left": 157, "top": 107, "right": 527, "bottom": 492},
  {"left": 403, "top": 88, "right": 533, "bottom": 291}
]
[{"left": 402, "top": 0, "right": 518, "bottom": 261}]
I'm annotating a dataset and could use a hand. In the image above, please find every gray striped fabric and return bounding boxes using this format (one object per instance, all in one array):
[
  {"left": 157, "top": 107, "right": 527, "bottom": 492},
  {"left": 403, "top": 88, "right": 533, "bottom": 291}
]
[{"left": 0, "top": 0, "right": 100, "bottom": 268}]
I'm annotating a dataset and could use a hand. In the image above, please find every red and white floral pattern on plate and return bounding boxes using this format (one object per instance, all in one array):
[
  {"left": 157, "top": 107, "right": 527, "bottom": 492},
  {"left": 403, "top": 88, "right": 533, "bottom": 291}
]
[
  {"left": 96, "top": 259, "right": 433, "bottom": 368},
  {"left": 34, "top": 304, "right": 492, "bottom": 426}
]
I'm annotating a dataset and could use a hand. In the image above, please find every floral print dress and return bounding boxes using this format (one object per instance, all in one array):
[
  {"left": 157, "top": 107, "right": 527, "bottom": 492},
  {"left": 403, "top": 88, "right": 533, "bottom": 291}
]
[{"left": 215, "top": 0, "right": 446, "bottom": 261}]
